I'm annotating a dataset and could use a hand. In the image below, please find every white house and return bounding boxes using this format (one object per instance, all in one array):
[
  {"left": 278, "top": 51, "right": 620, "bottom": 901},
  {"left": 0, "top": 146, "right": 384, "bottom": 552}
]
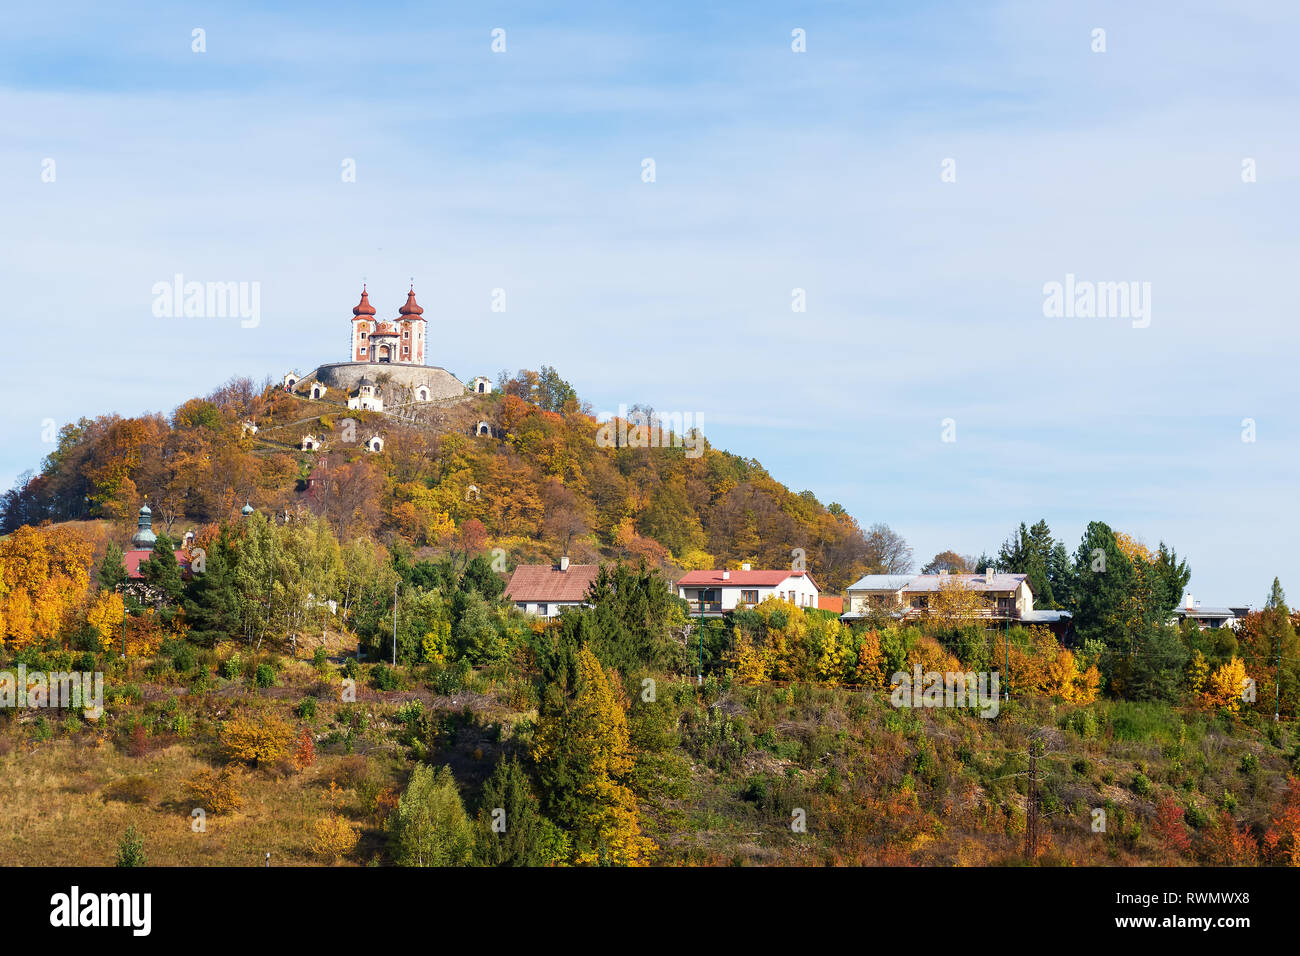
[
  {"left": 504, "top": 557, "right": 599, "bottom": 618},
  {"left": 300, "top": 434, "right": 323, "bottom": 451},
  {"left": 347, "top": 378, "right": 384, "bottom": 412},
  {"left": 283, "top": 371, "right": 300, "bottom": 390},
  {"left": 475, "top": 421, "right": 492, "bottom": 437},
  {"left": 1172, "top": 594, "right": 1250, "bottom": 630},
  {"left": 309, "top": 382, "right": 327, "bottom": 400},
  {"left": 676, "top": 566, "right": 820, "bottom": 617},
  {"left": 843, "top": 570, "right": 1038, "bottom": 623},
  {"left": 842, "top": 574, "right": 916, "bottom": 618},
  {"left": 471, "top": 376, "right": 493, "bottom": 394}
]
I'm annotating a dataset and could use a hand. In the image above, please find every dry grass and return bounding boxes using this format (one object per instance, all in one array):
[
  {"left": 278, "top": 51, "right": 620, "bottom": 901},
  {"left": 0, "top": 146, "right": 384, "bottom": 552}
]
[{"left": 0, "top": 735, "right": 383, "bottom": 866}]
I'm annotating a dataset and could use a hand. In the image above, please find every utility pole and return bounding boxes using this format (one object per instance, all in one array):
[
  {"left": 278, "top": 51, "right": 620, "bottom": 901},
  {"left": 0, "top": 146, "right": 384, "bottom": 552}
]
[
  {"left": 1275, "top": 640, "right": 1282, "bottom": 723},
  {"left": 698, "top": 591, "right": 706, "bottom": 685},
  {"left": 1026, "top": 737, "right": 1042, "bottom": 859}
]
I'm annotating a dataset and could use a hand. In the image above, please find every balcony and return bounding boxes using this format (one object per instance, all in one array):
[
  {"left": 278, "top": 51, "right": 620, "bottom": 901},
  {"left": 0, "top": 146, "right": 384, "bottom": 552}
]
[{"left": 684, "top": 600, "right": 723, "bottom": 615}]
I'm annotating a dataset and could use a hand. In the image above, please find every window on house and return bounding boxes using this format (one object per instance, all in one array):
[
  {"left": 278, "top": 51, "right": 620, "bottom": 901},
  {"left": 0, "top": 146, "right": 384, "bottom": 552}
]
[
  {"left": 360, "top": 332, "right": 367, "bottom": 338},
  {"left": 538, "top": 603, "right": 549, "bottom": 616},
  {"left": 360, "top": 347, "right": 367, "bottom": 354},
  {"left": 740, "top": 590, "right": 758, "bottom": 605}
]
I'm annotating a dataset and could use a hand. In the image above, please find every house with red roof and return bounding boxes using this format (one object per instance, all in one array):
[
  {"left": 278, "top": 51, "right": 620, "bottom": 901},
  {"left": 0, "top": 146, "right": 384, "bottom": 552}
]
[
  {"left": 504, "top": 557, "right": 600, "bottom": 618},
  {"left": 676, "top": 565, "right": 820, "bottom": 617}
]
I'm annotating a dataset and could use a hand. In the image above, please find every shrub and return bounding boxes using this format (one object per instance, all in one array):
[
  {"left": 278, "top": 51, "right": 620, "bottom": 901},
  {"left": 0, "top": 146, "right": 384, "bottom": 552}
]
[
  {"left": 253, "top": 663, "right": 276, "bottom": 688},
  {"left": 312, "top": 647, "right": 329, "bottom": 668},
  {"left": 220, "top": 653, "right": 243, "bottom": 681},
  {"left": 311, "top": 814, "right": 359, "bottom": 863},
  {"left": 1131, "top": 772, "right": 1155, "bottom": 798},
  {"left": 115, "top": 825, "right": 147, "bottom": 867},
  {"left": 127, "top": 723, "right": 149, "bottom": 758},
  {"left": 291, "top": 730, "right": 316, "bottom": 772},
  {"left": 296, "top": 697, "right": 317, "bottom": 720},
  {"left": 371, "top": 663, "right": 400, "bottom": 691},
  {"left": 166, "top": 640, "right": 197, "bottom": 674},
  {"left": 187, "top": 765, "right": 245, "bottom": 814},
  {"left": 220, "top": 714, "right": 293, "bottom": 767}
]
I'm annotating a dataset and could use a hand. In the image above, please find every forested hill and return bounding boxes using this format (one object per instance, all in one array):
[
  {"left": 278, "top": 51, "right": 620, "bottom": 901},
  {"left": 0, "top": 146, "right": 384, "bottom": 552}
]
[{"left": 0, "top": 368, "right": 904, "bottom": 591}]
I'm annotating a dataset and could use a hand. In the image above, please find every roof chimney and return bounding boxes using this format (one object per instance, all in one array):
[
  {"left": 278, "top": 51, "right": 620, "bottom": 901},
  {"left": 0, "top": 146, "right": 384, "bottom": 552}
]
[
  {"left": 741, "top": 563, "right": 751, "bottom": 572},
  {"left": 559, "top": 555, "right": 570, "bottom": 572},
  {"left": 1186, "top": 592, "right": 1194, "bottom": 610},
  {"left": 722, "top": 570, "right": 730, "bottom": 581},
  {"left": 985, "top": 567, "right": 994, "bottom": 583}
]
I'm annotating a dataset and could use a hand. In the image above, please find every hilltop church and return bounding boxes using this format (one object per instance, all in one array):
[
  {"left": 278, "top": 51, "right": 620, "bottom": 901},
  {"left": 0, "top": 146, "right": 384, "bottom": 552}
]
[
  {"left": 348, "top": 284, "right": 427, "bottom": 365},
  {"left": 283, "top": 285, "right": 488, "bottom": 406}
]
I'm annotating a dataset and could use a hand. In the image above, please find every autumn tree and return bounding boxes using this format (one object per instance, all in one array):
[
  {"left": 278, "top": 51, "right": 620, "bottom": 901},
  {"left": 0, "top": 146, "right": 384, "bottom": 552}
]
[
  {"left": 1152, "top": 796, "right": 1192, "bottom": 856},
  {"left": 220, "top": 714, "right": 293, "bottom": 767},
  {"left": 532, "top": 645, "right": 650, "bottom": 865},
  {"left": 389, "top": 764, "right": 474, "bottom": 866},
  {"left": 0, "top": 524, "right": 93, "bottom": 651}
]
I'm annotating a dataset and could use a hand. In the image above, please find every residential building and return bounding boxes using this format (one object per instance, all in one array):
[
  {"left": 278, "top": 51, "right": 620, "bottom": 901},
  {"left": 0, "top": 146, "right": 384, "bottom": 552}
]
[
  {"left": 844, "top": 569, "right": 1046, "bottom": 625},
  {"left": 1172, "top": 594, "right": 1250, "bottom": 630},
  {"left": 676, "top": 566, "right": 820, "bottom": 617},
  {"left": 504, "top": 556, "right": 599, "bottom": 618}
]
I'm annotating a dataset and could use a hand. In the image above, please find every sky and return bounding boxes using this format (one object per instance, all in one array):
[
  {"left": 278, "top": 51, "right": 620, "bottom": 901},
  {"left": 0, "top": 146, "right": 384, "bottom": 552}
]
[{"left": 0, "top": 0, "right": 1296, "bottom": 604}]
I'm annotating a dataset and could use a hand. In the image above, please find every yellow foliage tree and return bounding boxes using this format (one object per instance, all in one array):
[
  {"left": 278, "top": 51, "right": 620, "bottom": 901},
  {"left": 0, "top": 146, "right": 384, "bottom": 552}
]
[
  {"left": 0, "top": 524, "right": 93, "bottom": 651},
  {"left": 926, "top": 576, "right": 993, "bottom": 628},
  {"left": 221, "top": 714, "right": 293, "bottom": 767},
  {"left": 532, "top": 647, "right": 651, "bottom": 866},
  {"left": 311, "top": 814, "right": 359, "bottom": 863},
  {"left": 1202, "top": 657, "right": 1250, "bottom": 715}
]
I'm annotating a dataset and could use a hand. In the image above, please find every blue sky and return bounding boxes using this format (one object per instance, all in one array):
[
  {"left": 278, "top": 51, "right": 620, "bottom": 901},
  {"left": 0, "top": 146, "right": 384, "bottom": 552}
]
[{"left": 1, "top": 0, "right": 1296, "bottom": 604}]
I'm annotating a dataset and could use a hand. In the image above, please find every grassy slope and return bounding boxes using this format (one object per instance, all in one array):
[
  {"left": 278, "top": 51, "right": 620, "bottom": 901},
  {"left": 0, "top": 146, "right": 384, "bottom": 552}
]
[{"left": 1, "top": 651, "right": 1292, "bottom": 866}]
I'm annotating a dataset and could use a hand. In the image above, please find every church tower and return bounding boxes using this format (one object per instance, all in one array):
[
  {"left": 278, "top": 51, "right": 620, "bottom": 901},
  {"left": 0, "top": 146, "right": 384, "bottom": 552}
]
[
  {"left": 396, "top": 285, "right": 426, "bottom": 365},
  {"left": 350, "top": 285, "right": 376, "bottom": 362}
]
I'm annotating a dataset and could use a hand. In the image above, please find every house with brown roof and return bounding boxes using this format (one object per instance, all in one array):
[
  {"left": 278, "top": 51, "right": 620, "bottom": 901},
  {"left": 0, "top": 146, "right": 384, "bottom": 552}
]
[
  {"left": 504, "top": 557, "right": 599, "bottom": 618},
  {"left": 676, "top": 565, "right": 820, "bottom": 617}
]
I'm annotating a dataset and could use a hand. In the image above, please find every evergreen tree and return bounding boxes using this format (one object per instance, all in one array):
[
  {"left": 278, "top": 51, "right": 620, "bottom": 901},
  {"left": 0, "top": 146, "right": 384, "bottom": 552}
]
[
  {"left": 531, "top": 646, "right": 649, "bottom": 865},
  {"left": 460, "top": 553, "right": 505, "bottom": 603},
  {"left": 998, "top": 520, "right": 1062, "bottom": 608},
  {"left": 184, "top": 533, "right": 244, "bottom": 647},
  {"left": 473, "top": 757, "right": 550, "bottom": 866},
  {"left": 583, "top": 561, "right": 688, "bottom": 675},
  {"left": 139, "top": 533, "right": 183, "bottom": 610},
  {"left": 98, "top": 542, "right": 128, "bottom": 593}
]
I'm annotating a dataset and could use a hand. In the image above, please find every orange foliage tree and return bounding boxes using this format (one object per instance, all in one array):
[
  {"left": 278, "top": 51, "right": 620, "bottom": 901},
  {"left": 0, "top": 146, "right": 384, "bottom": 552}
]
[{"left": 0, "top": 524, "right": 93, "bottom": 651}]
